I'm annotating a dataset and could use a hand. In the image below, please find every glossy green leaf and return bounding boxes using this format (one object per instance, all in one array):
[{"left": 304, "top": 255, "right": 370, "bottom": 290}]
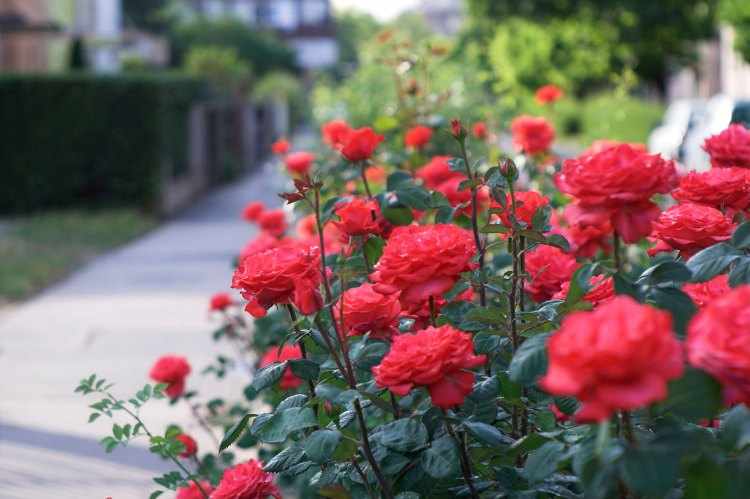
[
  {"left": 509, "top": 333, "right": 550, "bottom": 385},
  {"left": 420, "top": 435, "right": 460, "bottom": 479},
  {"left": 379, "top": 418, "right": 428, "bottom": 452},
  {"left": 303, "top": 429, "right": 341, "bottom": 464}
]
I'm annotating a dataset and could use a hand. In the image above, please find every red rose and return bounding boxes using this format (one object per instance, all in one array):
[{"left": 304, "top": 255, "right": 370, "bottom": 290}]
[
  {"left": 296, "top": 213, "right": 317, "bottom": 239},
  {"left": 556, "top": 145, "right": 677, "bottom": 243},
  {"left": 703, "top": 124, "right": 750, "bottom": 169},
  {"left": 242, "top": 201, "right": 265, "bottom": 222},
  {"left": 671, "top": 167, "right": 750, "bottom": 212},
  {"left": 416, "top": 156, "right": 463, "bottom": 189},
  {"left": 510, "top": 115, "right": 555, "bottom": 155},
  {"left": 340, "top": 127, "right": 384, "bottom": 162},
  {"left": 472, "top": 121, "right": 488, "bottom": 140},
  {"left": 682, "top": 274, "right": 730, "bottom": 308},
  {"left": 559, "top": 204, "right": 613, "bottom": 258},
  {"left": 405, "top": 125, "right": 433, "bottom": 150},
  {"left": 209, "top": 292, "right": 234, "bottom": 312},
  {"left": 176, "top": 481, "right": 214, "bottom": 499},
  {"left": 259, "top": 344, "right": 303, "bottom": 390},
  {"left": 581, "top": 140, "right": 646, "bottom": 156},
  {"left": 434, "top": 176, "right": 490, "bottom": 216},
  {"left": 450, "top": 119, "right": 465, "bottom": 139},
  {"left": 365, "top": 165, "right": 387, "bottom": 184},
  {"left": 321, "top": 119, "right": 352, "bottom": 149},
  {"left": 373, "top": 324, "right": 486, "bottom": 408},
  {"left": 149, "top": 355, "right": 191, "bottom": 399},
  {"left": 334, "top": 283, "right": 401, "bottom": 339},
  {"left": 211, "top": 460, "right": 281, "bottom": 499},
  {"left": 333, "top": 197, "right": 383, "bottom": 236},
  {"left": 524, "top": 245, "right": 578, "bottom": 302},
  {"left": 239, "top": 233, "right": 300, "bottom": 260},
  {"left": 271, "top": 138, "right": 290, "bottom": 155},
  {"left": 648, "top": 203, "right": 734, "bottom": 259},
  {"left": 540, "top": 296, "right": 684, "bottom": 422},
  {"left": 284, "top": 151, "right": 315, "bottom": 175},
  {"left": 535, "top": 84, "right": 564, "bottom": 105},
  {"left": 371, "top": 224, "right": 475, "bottom": 313},
  {"left": 552, "top": 274, "right": 615, "bottom": 307},
  {"left": 231, "top": 245, "right": 323, "bottom": 317},
  {"left": 494, "top": 190, "right": 549, "bottom": 230},
  {"left": 687, "top": 285, "right": 750, "bottom": 405},
  {"left": 257, "top": 209, "right": 288, "bottom": 238},
  {"left": 175, "top": 433, "right": 197, "bottom": 458}
]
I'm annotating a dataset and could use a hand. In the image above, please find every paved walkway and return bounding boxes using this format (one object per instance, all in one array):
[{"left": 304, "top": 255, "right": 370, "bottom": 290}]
[{"left": 0, "top": 161, "right": 287, "bottom": 498}]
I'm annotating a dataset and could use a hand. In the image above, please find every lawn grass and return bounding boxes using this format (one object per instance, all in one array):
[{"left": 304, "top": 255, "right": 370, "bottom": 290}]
[{"left": 0, "top": 209, "right": 156, "bottom": 303}]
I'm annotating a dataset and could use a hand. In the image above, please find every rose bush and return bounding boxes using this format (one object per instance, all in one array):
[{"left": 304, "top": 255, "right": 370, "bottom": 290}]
[{"left": 76, "top": 59, "right": 750, "bottom": 499}]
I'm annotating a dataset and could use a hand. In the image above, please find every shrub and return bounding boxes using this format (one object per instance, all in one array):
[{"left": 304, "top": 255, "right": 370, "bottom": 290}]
[{"left": 0, "top": 73, "right": 205, "bottom": 214}]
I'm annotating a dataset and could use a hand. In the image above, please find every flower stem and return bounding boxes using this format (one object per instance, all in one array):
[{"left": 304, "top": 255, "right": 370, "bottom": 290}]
[
  {"left": 458, "top": 139, "right": 487, "bottom": 306},
  {"left": 613, "top": 231, "right": 622, "bottom": 273},
  {"left": 286, "top": 305, "right": 319, "bottom": 416},
  {"left": 429, "top": 295, "right": 437, "bottom": 327},
  {"left": 186, "top": 401, "right": 219, "bottom": 449},
  {"left": 443, "top": 414, "right": 479, "bottom": 499},
  {"left": 354, "top": 398, "right": 393, "bottom": 498},
  {"left": 360, "top": 162, "right": 373, "bottom": 199}
]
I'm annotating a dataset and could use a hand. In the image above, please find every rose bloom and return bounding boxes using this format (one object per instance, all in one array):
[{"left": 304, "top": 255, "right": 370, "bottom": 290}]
[
  {"left": 556, "top": 144, "right": 678, "bottom": 243},
  {"left": 472, "top": 121, "right": 488, "bottom": 140},
  {"left": 371, "top": 224, "right": 475, "bottom": 313},
  {"left": 415, "top": 156, "right": 463, "bottom": 189},
  {"left": 334, "top": 283, "right": 401, "bottom": 339},
  {"left": 434, "top": 176, "right": 490, "bottom": 216},
  {"left": 333, "top": 197, "right": 383, "bottom": 237},
  {"left": 687, "top": 285, "right": 750, "bottom": 405},
  {"left": 524, "top": 245, "right": 578, "bottom": 302},
  {"left": 231, "top": 245, "right": 322, "bottom": 317},
  {"left": 284, "top": 151, "right": 315, "bottom": 175},
  {"left": 209, "top": 292, "right": 234, "bottom": 312},
  {"left": 256, "top": 209, "right": 288, "bottom": 238},
  {"left": 559, "top": 204, "right": 613, "bottom": 258},
  {"left": 671, "top": 167, "right": 750, "bottom": 212},
  {"left": 242, "top": 201, "right": 265, "bottom": 222},
  {"left": 510, "top": 115, "right": 555, "bottom": 155},
  {"left": 259, "top": 344, "right": 303, "bottom": 390},
  {"left": 648, "top": 203, "right": 735, "bottom": 259},
  {"left": 540, "top": 296, "right": 684, "bottom": 422},
  {"left": 703, "top": 123, "right": 750, "bottom": 169},
  {"left": 321, "top": 119, "right": 352, "bottom": 149},
  {"left": 271, "top": 138, "right": 290, "bottom": 155},
  {"left": 373, "top": 325, "right": 486, "bottom": 408},
  {"left": 535, "top": 84, "right": 564, "bottom": 105},
  {"left": 239, "top": 233, "right": 300, "bottom": 260},
  {"left": 176, "top": 481, "right": 214, "bottom": 499},
  {"left": 176, "top": 433, "right": 197, "bottom": 458},
  {"left": 494, "top": 190, "right": 549, "bottom": 231},
  {"left": 682, "top": 274, "right": 731, "bottom": 308},
  {"left": 404, "top": 125, "right": 433, "bottom": 150},
  {"left": 149, "top": 355, "right": 191, "bottom": 399},
  {"left": 552, "top": 274, "right": 615, "bottom": 307},
  {"left": 295, "top": 214, "right": 346, "bottom": 255},
  {"left": 581, "top": 139, "right": 646, "bottom": 156},
  {"left": 340, "top": 127, "right": 384, "bottom": 162},
  {"left": 365, "top": 165, "right": 387, "bottom": 184},
  {"left": 211, "top": 460, "right": 282, "bottom": 499}
]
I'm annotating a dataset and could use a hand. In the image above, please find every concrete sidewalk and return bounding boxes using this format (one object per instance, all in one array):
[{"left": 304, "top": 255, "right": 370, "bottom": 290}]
[{"left": 0, "top": 161, "right": 287, "bottom": 498}]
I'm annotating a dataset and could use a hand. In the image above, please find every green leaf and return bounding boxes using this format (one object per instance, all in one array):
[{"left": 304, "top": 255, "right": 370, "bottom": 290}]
[
  {"left": 383, "top": 206, "right": 414, "bottom": 226},
  {"left": 303, "top": 429, "right": 342, "bottom": 464},
  {"left": 257, "top": 407, "right": 317, "bottom": 444},
  {"left": 420, "top": 435, "right": 459, "bottom": 479},
  {"left": 544, "top": 233, "right": 570, "bottom": 252},
  {"left": 363, "top": 236, "right": 385, "bottom": 265},
  {"left": 729, "top": 258, "right": 750, "bottom": 286},
  {"left": 379, "top": 418, "right": 428, "bottom": 452},
  {"left": 684, "top": 456, "right": 730, "bottom": 499},
  {"left": 396, "top": 186, "right": 433, "bottom": 211},
  {"left": 149, "top": 491, "right": 163, "bottom": 499},
  {"left": 523, "top": 441, "right": 565, "bottom": 483},
  {"left": 731, "top": 221, "right": 750, "bottom": 249},
  {"left": 251, "top": 362, "right": 287, "bottom": 392},
  {"left": 620, "top": 447, "right": 680, "bottom": 497},
  {"left": 288, "top": 359, "right": 319, "bottom": 381},
  {"left": 720, "top": 405, "right": 750, "bottom": 451},
  {"left": 645, "top": 286, "right": 696, "bottom": 337},
  {"left": 686, "top": 243, "right": 741, "bottom": 282},
  {"left": 219, "top": 413, "right": 255, "bottom": 452},
  {"left": 554, "top": 397, "right": 578, "bottom": 416},
  {"left": 88, "top": 413, "right": 100, "bottom": 423},
  {"left": 658, "top": 368, "right": 722, "bottom": 421},
  {"left": 509, "top": 333, "right": 550, "bottom": 385},
  {"left": 565, "top": 264, "right": 596, "bottom": 304},
  {"left": 387, "top": 171, "right": 413, "bottom": 191},
  {"left": 463, "top": 420, "right": 513, "bottom": 447},
  {"left": 638, "top": 260, "right": 692, "bottom": 285},
  {"left": 264, "top": 444, "right": 308, "bottom": 472},
  {"left": 613, "top": 273, "right": 640, "bottom": 300}
]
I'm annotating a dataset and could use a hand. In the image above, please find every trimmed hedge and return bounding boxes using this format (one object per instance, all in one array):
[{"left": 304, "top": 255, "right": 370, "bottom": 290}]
[{"left": 0, "top": 73, "right": 206, "bottom": 213}]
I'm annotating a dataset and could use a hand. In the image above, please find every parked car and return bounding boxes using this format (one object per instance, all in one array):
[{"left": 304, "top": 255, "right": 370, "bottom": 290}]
[{"left": 648, "top": 99, "right": 704, "bottom": 161}]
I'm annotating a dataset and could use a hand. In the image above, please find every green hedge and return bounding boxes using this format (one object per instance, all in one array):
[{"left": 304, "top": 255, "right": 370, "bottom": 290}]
[{"left": 0, "top": 73, "right": 206, "bottom": 213}]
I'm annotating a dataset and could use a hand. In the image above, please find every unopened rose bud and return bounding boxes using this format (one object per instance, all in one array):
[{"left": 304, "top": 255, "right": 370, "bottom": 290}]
[
  {"left": 450, "top": 119, "right": 466, "bottom": 140},
  {"left": 498, "top": 158, "right": 518, "bottom": 180}
]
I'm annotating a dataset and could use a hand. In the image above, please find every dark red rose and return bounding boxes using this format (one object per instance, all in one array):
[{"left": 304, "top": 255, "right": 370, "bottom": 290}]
[
  {"left": 211, "top": 460, "right": 281, "bottom": 499},
  {"left": 540, "top": 296, "right": 683, "bottom": 422},
  {"left": 524, "top": 244, "right": 578, "bottom": 302},
  {"left": 284, "top": 151, "right": 315, "bottom": 175},
  {"left": 259, "top": 344, "right": 303, "bottom": 390},
  {"left": 373, "top": 324, "right": 486, "bottom": 408},
  {"left": 472, "top": 121, "right": 488, "bottom": 140},
  {"left": 175, "top": 433, "right": 197, "bottom": 458},
  {"left": 242, "top": 201, "right": 265, "bottom": 222},
  {"left": 333, "top": 197, "right": 383, "bottom": 236},
  {"left": 682, "top": 274, "right": 731, "bottom": 308},
  {"left": 371, "top": 224, "right": 475, "bottom": 313},
  {"left": 231, "top": 245, "right": 322, "bottom": 317},
  {"left": 510, "top": 115, "right": 555, "bottom": 155},
  {"left": 321, "top": 119, "right": 352, "bottom": 149},
  {"left": 149, "top": 355, "right": 191, "bottom": 399},
  {"left": 271, "top": 138, "right": 290, "bottom": 155},
  {"left": 671, "top": 167, "right": 750, "bottom": 212},
  {"left": 334, "top": 283, "right": 401, "bottom": 339},
  {"left": 176, "top": 481, "right": 214, "bottom": 499},
  {"left": 648, "top": 203, "right": 734, "bottom": 259},
  {"left": 703, "top": 124, "right": 750, "bottom": 169},
  {"left": 405, "top": 125, "right": 433, "bottom": 150},
  {"left": 340, "top": 127, "right": 385, "bottom": 162},
  {"left": 687, "top": 285, "right": 750, "bottom": 405},
  {"left": 535, "top": 84, "right": 564, "bottom": 105},
  {"left": 415, "top": 156, "right": 463, "bottom": 189},
  {"left": 209, "top": 292, "right": 234, "bottom": 312},
  {"left": 256, "top": 209, "right": 288, "bottom": 238},
  {"left": 552, "top": 274, "right": 615, "bottom": 307}
]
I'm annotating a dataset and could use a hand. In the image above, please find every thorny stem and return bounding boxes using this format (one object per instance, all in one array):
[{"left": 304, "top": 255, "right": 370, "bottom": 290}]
[
  {"left": 390, "top": 393, "right": 401, "bottom": 419},
  {"left": 186, "top": 402, "right": 220, "bottom": 449},
  {"left": 105, "top": 393, "right": 210, "bottom": 499},
  {"left": 443, "top": 413, "right": 480, "bottom": 499},
  {"left": 429, "top": 295, "right": 437, "bottom": 327},
  {"left": 360, "top": 162, "right": 373, "bottom": 199},
  {"left": 354, "top": 398, "right": 393, "bottom": 499},
  {"left": 458, "top": 138, "right": 487, "bottom": 306},
  {"left": 621, "top": 411, "right": 636, "bottom": 445},
  {"left": 352, "top": 456, "right": 377, "bottom": 499},
  {"left": 286, "top": 305, "right": 319, "bottom": 419},
  {"left": 507, "top": 178, "right": 524, "bottom": 438}
]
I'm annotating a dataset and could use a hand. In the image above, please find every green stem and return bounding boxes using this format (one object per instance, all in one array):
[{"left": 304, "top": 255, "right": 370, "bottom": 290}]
[{"left": 458, "top": 139, "right": 486, "bottom": 306}]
